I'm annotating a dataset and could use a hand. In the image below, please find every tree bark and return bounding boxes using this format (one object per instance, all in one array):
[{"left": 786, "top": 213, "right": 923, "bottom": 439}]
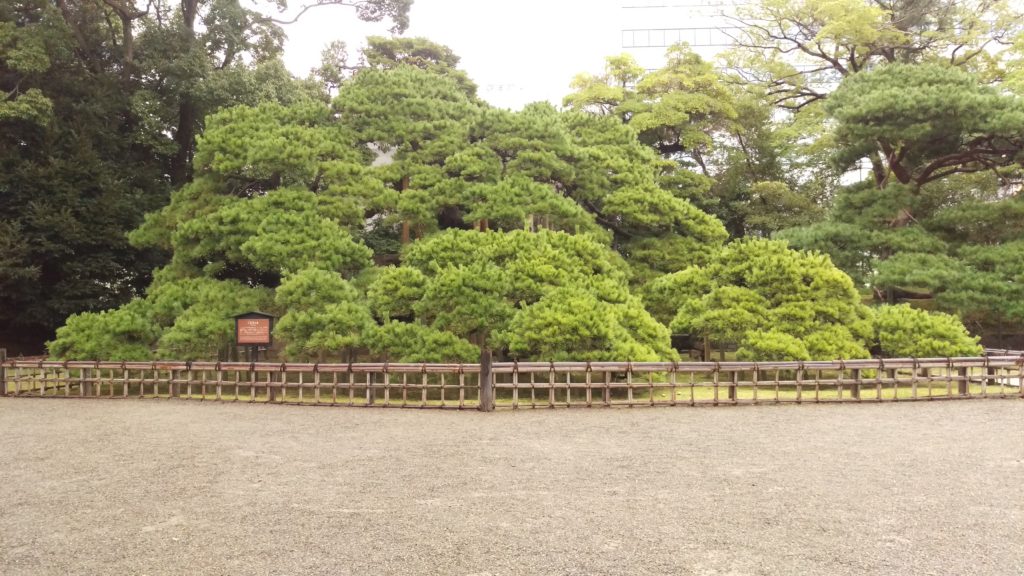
[
  {"left": 169, "top": 0, "right": 200, "bottom": 186},
  {"left": 399, "top": 175, "right": 411, "bottom": 244}
]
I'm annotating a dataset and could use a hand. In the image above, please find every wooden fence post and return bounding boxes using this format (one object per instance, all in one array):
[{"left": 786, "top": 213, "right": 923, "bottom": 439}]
[
  {"left": 0, "top": 348, "right": 6, "bottom": 396},
  {"left": 957, "top": 366, "right": 968, "bottom": 396},
  {"left": 366, "top": 372, "right": 374, "bottom": 406},
  {"left": 851, "top": 368, "right": 861, "bottom": 399},
  {"left": 1019, "top": 358, "right": 1024, "bottom": 399},
  {"left": 82, "top": 366, "right": 93, "bottom": 397},
  {"left": 478, "top": 348, "right": 494, "bottom": 412}
]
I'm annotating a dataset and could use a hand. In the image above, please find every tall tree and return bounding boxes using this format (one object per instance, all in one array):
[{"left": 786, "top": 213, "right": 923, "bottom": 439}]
[
  {"left": 47, "top": 65, "right": 717, "bottom": 361},
  {"left": 725, "top": 0, "right": 1023, "bottom": 114},
  {"left": 564, "top": 47, "right": 736, "bottom": 177},
  {"left": 1, "top": 1, "right": 169, "bottom": 353},
  {"left": 564, "top": 46, "right": 830, "bottom": 240},
  {"left": 0, "top": 0, "right": 410, "bottom": 353},
  {"left": 779, "top": 64, "right": 1024, "bottom": 344}
]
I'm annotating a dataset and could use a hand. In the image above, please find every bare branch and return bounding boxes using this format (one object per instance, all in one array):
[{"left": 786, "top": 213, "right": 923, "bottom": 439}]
[{"left": 265, "top": 0, "right": 370, "bottom": 25}]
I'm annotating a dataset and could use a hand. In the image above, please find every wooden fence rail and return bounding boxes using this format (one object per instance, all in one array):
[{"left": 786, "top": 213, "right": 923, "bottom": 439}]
[{"left": 1, "top": 355, "right": 1022, "bottom": 410}]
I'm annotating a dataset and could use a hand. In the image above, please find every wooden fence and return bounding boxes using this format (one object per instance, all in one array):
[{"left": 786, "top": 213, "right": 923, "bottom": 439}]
[{"left": 1, "top": 353, "right": 1022, "bottom": 410}]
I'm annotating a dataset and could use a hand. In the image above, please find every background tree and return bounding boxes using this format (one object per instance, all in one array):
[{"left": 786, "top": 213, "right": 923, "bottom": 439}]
[
  {"left": 778, "top": 64, "right": 1024, "bottom": 344},
  {"left": 1, "top": 1, "right": 169, "bottom": 353},
  {"left": 563, "top": 47, "right": 831, "bottom": 241},
  {"left": 724, "top": 0, "right": 1022, "bottom": 114},
  {"left": 1, "top": 0, "right": 410, "bottom": 354},
  {"left": 720, "top": 0, "right": 1024, "bottom": 346}
]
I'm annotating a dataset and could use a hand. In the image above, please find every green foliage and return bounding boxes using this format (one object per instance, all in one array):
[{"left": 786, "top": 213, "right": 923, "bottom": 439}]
[
  {"left": 826, "top": 64, "right": 1024, "bottom": 186},
  {"left": 630, "top": 45, "right": 738, "bottom": 160},
  {"left": 337, "top": 65, "right": 476, "bottom": 155},
  {"left": 175, "top": 188, "right": 373, "bottom": 276},
  {"left": 2, "top": 0, "right": 407, "bottom": 352},
  {"left": 722, "top": 1, "right": 1023, "bottom": 349},
  {"left": 379, "top": 229, "right": 676, "bottom": 360},
  {"left": 736, "top": 331, "right": 810, "bottom": 361},
  {"left": 48, "top": 59, "right": 714, "bottom": 362},
  {"left": 655, "top": 239, "right": 872, "bottom": 359},
  {"left": 414, "top": 264, "right": 516, "bottom": 341},
  {"left": 48, "top": 274, "right": 274, "bottom": 361},
  {"left": 498, "top": 287, "right": 676, "bottom": 361},
  {"left": 564, "top": 46, "right": 736, "bottom": 167},
  {"left": 367, "top": 266, "right": 426, "bottom": 320},
  {"left": 48, "top": 300, "right": 161, "bottom": 361},
  {"left": 671, "top": 286, "right": 772, "bottom": 345},
  {"left": 154, "top": 279, "right": 274, "bottom": 359},
  {"left": 726, "top": 0, "right": 1023, "bottom": 110},
  {"left": 558, "top": 110, "right": 728, "bottom": 279},
  {"left": 275, "top": 268, "right": 360, "bottom": 310},
  {"left": 562, "top": 46, "right": 826, "bottom": 249},
  {"left": 366, "top": 321, "right": 478, "bottom": 363},
  {"left": 401, "top": 229, "right": 631, "bottom": 300},
  {"left": 276, "top": 266, "right": 376, "bottom": 356},
  {"left": 362, "top": 36, "right": 477, "bottom": 98},
  {"left": 275, "top": 303, "right": 375, "bottom": 360},
  {"left": 873, "top": 305, "right": 982, "bottom": 357},
  {"left": 39, "top": 36, "right": 994, "bottom": 363},
  {"left": 640, "top": 267, "right": 714, "bottom": 326},
  {"left": 739, "top": 181, "right": 825, "bottom": 237}
]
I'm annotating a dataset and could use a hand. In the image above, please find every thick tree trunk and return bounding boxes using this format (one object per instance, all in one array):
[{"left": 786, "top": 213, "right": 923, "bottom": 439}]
[
  {"left": 170, "top": 98, "right": 196, "bottom": 186},
  {"left": 169, "top": 0, "right": 200, "bottom": 186}
]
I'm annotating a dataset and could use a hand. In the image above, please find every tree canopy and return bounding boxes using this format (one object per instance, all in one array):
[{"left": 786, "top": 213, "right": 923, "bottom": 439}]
[
  {"left": 47, "top": 63, "right": 715, "bottom": 361},
  {"left": 7, "top": 0, "right": 1008, "bottom": 359}
]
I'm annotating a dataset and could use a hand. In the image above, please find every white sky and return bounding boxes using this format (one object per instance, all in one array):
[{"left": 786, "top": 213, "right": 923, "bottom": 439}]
[{"left": 273, "top": 0, "right": 623, "bottom": 109}]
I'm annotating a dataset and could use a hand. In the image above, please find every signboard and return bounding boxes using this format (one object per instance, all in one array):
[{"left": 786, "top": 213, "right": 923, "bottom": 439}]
[{"left": 234, "top": 312, "right": 274, "bottom": 346}]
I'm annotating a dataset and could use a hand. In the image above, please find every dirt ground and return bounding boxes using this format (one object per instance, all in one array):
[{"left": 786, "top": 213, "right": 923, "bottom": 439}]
[{"left": 0, "top": 398, "right": 1021, "bottom": 576}]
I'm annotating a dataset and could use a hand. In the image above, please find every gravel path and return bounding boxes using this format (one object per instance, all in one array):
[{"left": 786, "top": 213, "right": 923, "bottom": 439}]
[{"left": 1, "top": 399, "right": 1021, "bottom": 576}]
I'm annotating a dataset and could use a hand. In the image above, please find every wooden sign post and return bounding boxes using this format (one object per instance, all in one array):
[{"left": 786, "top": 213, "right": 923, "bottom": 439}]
[
  {"left": 234, "top": 311, "right": 274, "bottom": 362},
  {"left": 234, "top": 311, "right": 275, "bottom": 401}
]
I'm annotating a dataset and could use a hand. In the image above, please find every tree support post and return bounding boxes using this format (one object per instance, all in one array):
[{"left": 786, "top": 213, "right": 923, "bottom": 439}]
[{"left": 479, "top": 348, "right": 494, "bottom": 412}]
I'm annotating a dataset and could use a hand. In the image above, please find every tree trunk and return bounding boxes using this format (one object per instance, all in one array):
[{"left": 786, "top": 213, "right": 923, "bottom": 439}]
[
  {"left": 169, "top": 0, "right": 200, "bottom": 186},
  {"left": 170, "top": 97, "right": 197, "bottom": 186},
  {"left": 400, "top": 175, "right": 411, "bottom": 244}
]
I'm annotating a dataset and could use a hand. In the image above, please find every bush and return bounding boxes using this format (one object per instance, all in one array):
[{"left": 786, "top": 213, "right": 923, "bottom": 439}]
[{"left": 873, "top": 304, "right": 982, "bottom": 357}]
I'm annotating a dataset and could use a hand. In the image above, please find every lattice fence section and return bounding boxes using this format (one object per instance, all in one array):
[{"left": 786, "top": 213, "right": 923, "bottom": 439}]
[
  {"left": 491, "top": 357, "right": 1024, "bottom": 409},
  {"left": 0, "top": 361, "right": 482, "bottom": 409},
  {"left": 1, "top": 357, "right": 1022, "bottom": 410}
]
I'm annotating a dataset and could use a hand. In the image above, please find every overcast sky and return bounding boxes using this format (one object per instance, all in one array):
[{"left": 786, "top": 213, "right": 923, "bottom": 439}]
[{"left": 273, "top": 0, "right": 624, "bottom": 109}]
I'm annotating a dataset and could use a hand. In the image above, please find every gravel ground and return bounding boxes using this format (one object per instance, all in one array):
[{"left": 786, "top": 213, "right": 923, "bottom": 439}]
[{"left": 0, "top": 399, "right": 1021, "bottom": 576}]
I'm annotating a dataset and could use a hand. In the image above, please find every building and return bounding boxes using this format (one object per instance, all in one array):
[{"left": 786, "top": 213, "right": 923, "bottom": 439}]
[{"left": 618, "top": 0, "right": 748, "bottom": 70}]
